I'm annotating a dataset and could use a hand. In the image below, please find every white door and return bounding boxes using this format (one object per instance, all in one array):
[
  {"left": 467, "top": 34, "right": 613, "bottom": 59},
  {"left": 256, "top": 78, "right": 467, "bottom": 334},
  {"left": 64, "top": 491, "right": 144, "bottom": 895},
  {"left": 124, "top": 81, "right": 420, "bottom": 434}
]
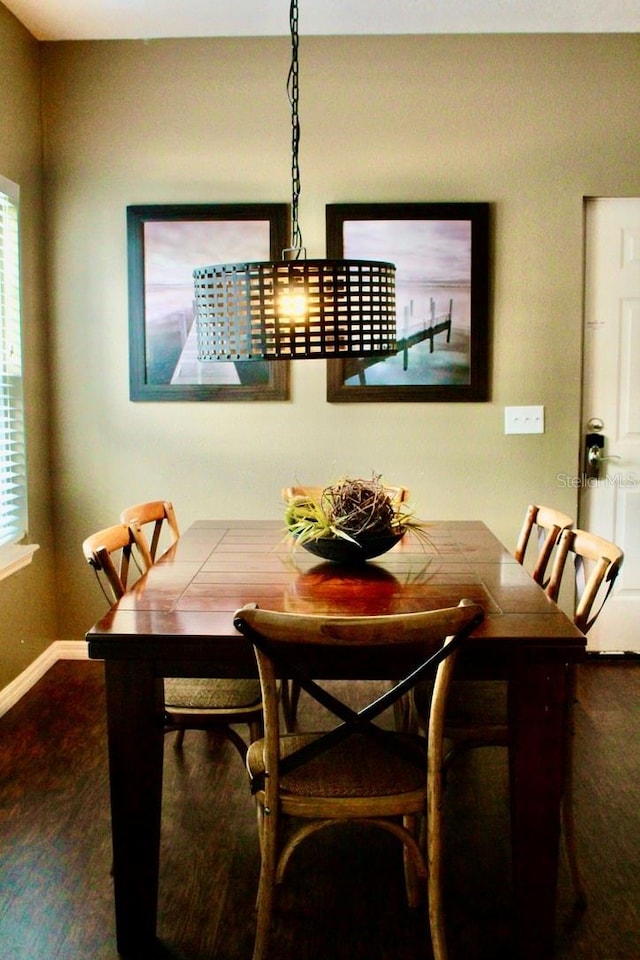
[{"left": 580, "top": 197, "right": 640, "bottom": 652}]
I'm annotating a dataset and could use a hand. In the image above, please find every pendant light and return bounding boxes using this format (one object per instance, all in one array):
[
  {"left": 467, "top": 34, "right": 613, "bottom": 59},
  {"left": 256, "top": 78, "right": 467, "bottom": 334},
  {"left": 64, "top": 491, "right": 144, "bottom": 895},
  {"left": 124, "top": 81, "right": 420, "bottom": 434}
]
[{"left": 193, "top": 0, "right": 397, "bottom": 362}]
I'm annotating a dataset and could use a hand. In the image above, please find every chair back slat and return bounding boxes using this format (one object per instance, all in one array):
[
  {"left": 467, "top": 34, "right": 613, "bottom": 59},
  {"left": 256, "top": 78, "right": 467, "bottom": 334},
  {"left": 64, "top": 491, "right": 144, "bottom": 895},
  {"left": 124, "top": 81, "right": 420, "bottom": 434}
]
[
  {"left": 514, "top": 503, "right": 574, "bottom": 591},
  {"left": 282, "top": 484, "right": 410, "bottom": 505},
  {"left": 546, "top": 527, "right": 623, "bottom": 634},
  {"left": 120, "top": 500, "right": 180, "bottom": 562},
  {"left": 82, "top": 522, "right": 152, "bottom": 604}
]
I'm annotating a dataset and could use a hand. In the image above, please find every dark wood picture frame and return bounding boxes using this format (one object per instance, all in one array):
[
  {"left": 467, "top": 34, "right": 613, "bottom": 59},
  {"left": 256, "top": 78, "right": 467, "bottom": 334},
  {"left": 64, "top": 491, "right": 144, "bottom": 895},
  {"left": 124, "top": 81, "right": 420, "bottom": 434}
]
[
  {"left": 326, "top": 203, "right": 490, "bottom": 402},
  {"left": 127, "top": 203, "right": 290, "bottom": 401}
]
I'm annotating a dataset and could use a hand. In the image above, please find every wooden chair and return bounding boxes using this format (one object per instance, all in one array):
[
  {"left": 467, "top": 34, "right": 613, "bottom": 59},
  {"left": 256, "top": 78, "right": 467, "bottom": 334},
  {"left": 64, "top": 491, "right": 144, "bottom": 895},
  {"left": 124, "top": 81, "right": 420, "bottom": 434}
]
[
  {"left": 120, "top": 499, "right": 180, "bottom": 562},
  {"left": 546, "top": 527, "right": 623, "bottom": 636},
  {"left": 82, "top": 522, "right": 263, "bottom": 759},
  {"left": 413, "top": 525, "right": 623, "bottom": 910},
  {"left": 543, "top": 527, "right": 623, "bottom": 904},
  {"left": 233, "top": 599, "right": 484, "bottom": 960},
  {"left": 282, "top": 483, "right": 410, "bottom": 505},
  {"left": 514, "top": 503, "right": 574, "bottom": 588},
  {"left": 81, "top": 523, "right": 152, "bottom": 605},
  {"left": 428, "top": 503, "right": 574, "bottom": 750}
]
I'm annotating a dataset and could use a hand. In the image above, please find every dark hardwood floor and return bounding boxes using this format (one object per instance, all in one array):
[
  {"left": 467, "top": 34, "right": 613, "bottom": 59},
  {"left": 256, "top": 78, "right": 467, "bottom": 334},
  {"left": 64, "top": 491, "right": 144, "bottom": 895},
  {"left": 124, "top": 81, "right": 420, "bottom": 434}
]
[{"left": 0, "top": 659, "right": 638, "bottom": 959}]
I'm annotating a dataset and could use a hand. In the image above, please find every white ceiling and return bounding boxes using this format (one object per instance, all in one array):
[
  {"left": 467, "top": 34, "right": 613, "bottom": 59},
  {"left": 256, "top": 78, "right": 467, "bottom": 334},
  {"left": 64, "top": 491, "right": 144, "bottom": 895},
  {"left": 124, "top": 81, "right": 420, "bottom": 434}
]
[{"left": 4, "top": 0, "right": 640, "bottom": 42}]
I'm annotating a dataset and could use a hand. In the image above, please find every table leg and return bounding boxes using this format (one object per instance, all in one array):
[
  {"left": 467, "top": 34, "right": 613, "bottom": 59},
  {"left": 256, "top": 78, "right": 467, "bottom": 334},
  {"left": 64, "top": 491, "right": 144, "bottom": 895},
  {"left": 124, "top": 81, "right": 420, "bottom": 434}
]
[
  {"left": 104, "top": 659, "right": 165, "bottom": 957},
  {"left": 508, "top": 658, "right": 567, "bottom": 959}
]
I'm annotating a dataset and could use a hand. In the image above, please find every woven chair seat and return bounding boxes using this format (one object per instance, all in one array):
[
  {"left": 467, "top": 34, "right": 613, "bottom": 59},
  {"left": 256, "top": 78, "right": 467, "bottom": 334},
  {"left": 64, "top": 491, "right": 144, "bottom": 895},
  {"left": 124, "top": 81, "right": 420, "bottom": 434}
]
[
  {"left": 247, "top": 731, "right": 428, "bottom": 799},
  {"left": 164, "top": 677, "right": 261, "bottom": 710}
]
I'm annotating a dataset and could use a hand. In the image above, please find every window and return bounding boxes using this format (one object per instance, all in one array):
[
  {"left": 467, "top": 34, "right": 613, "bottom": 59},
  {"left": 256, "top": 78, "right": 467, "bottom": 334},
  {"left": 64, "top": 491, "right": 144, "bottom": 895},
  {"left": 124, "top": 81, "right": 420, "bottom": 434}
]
[{"left": 0, "top": 175, "right": 37, "bottom": 579}]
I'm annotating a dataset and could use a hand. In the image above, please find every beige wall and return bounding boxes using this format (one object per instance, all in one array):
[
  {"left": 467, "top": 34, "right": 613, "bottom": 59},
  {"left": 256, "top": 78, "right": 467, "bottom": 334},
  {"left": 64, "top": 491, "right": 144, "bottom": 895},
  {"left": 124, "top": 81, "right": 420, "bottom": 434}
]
[
  {"left": 0, "top": 4, "right": 58, "bottom": 687},
  {"left": 3, "top": 22, "right": 640, "bottom": 675}
]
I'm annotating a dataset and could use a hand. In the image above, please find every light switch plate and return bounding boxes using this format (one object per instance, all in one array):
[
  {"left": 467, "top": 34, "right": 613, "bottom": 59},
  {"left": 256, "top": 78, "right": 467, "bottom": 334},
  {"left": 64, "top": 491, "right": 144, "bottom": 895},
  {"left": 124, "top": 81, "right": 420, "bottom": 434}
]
[{"left": 504, "top": 405, "right": 545, "bottom": 434}]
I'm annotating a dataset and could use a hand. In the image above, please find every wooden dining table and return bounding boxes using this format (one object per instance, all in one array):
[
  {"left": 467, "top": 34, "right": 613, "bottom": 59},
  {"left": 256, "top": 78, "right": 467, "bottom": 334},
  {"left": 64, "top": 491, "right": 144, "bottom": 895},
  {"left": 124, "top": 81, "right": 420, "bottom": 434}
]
[{"left": 86, "top": 519, "right": 585, "bottom": 960}]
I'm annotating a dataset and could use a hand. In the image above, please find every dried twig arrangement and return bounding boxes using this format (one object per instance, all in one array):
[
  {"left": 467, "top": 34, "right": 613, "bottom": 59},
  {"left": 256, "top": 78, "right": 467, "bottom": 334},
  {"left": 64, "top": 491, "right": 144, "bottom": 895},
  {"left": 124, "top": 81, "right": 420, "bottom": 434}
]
[{"left": 284, "top": 473, "right": 423, "bottom": 547}]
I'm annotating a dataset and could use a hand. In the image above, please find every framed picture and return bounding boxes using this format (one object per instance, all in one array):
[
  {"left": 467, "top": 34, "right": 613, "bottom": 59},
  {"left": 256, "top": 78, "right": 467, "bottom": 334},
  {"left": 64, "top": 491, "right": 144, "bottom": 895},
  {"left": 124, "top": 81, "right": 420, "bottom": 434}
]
[
  {"left": 326, "top": 203, "right": 490, "bottom": 402},
  {"left": 127, "top": 203, "right": 290, "bottom": 401}
]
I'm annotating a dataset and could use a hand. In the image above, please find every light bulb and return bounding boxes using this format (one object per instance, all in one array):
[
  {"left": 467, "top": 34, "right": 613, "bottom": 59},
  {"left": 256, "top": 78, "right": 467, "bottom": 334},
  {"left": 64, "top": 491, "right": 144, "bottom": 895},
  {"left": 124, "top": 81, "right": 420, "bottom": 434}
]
[{"left": 279, "top": 291, "right": 307, "bottom": 320}]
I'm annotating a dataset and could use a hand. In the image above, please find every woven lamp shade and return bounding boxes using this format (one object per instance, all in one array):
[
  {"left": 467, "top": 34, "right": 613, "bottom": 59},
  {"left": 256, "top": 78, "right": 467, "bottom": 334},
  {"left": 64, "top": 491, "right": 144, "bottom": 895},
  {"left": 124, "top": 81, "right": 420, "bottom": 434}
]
[{"left": 194, "top": 258, "right": 397, "bottom": 361}]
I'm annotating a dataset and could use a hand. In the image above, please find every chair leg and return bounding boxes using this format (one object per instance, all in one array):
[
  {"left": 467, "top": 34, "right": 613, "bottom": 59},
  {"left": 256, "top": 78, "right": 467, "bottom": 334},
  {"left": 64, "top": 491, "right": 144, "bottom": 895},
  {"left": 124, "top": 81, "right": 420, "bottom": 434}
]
[
  {"left": 280, "top": 679, "right": 300, "bottom": 732},
  {"left": 402, "top": 813, "right": 421, "bottom": 908},
  {"left": 167, "top": 722, "right": 258, "bottom": 761},
  {"left": 220, "top": 726, "right": 250, "bottom": 761},
  {"left": 255, "top": 804, "right": 265, "bottom": 862},
  {"left": 427, "top": 753, "right": 448, "bottom": 960},
  {"left": 252, "top": 804, "right": 278, "bottom": 960},
  {"left": 427, "top": 810, "right": 448, "bottom": 960},
  {"left": 249, "top": 717, "right": 264, "bottom": 744}
]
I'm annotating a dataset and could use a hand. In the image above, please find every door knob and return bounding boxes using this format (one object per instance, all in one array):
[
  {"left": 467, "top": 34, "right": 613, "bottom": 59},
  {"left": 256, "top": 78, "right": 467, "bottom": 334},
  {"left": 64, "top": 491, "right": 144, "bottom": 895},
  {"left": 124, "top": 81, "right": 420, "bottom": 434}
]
[
  {"left": 584, "top": 430, "right": 621, "bottom": 479},
  {"left": 587, "top": 445, "right": 621, "bottom": 467}
]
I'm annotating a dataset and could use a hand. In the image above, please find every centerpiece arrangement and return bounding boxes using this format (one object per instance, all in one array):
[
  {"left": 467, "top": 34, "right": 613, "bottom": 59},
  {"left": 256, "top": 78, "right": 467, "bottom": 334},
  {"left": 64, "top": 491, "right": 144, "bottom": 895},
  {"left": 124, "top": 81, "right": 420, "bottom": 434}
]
[{"left": 284, "top": 474, "right": 423, "bottom": 563}]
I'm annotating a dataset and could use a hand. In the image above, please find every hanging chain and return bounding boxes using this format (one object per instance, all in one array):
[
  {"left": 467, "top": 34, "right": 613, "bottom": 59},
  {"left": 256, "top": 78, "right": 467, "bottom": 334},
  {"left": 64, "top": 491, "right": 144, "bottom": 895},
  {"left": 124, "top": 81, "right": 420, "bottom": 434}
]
[{"left": 287, "top": 0, "right": 303, "bottom": 258}]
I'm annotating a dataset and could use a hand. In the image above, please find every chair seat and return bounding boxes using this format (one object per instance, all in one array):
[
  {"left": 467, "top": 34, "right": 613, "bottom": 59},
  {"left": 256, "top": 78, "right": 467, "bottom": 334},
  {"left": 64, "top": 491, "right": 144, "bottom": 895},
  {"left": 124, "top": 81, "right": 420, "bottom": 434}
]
[
  {"left": 247, "top": 731, "right": 428, "bottom": 799},
  {"left": 164, "top": 677, "right": 262, "bottom": 710}
]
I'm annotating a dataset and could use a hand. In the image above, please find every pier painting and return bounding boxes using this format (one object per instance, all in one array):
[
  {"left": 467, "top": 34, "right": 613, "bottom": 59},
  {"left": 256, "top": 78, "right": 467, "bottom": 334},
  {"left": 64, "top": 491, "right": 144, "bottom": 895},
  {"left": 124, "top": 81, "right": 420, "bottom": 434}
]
[
  {"left": 326, "top": 203, "right": 489, "bottom": 402},
  {"left": 127, "top": 204, "right": 289, "bottom": 401}
]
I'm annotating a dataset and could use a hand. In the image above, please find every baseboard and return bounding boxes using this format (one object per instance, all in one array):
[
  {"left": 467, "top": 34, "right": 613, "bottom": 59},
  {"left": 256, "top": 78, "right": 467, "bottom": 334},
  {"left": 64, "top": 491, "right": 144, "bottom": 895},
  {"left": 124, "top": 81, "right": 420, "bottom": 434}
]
[
  {"left": 585, "top": 650, "right": 640, "bottom": 661},
  {"left": 53, "top": 640, "right": 90, "bottom": 661},
  {"left": 0, "top": 640, "right": 88, "bottom": 718}
]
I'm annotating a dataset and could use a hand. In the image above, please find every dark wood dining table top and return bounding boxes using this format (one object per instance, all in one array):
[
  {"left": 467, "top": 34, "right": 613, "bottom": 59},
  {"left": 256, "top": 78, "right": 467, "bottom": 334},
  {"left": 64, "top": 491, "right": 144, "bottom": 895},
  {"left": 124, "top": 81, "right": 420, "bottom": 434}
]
[{"left": 87, "top": 518, "right": 585, "bottom": 669}]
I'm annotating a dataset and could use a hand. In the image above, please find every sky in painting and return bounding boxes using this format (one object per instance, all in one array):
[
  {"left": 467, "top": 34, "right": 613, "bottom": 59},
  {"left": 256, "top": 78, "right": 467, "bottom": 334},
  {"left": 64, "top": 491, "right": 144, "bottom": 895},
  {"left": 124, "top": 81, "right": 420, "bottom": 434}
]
[{"left": 343, "top": 219, "right": 471, "bottom": 286}]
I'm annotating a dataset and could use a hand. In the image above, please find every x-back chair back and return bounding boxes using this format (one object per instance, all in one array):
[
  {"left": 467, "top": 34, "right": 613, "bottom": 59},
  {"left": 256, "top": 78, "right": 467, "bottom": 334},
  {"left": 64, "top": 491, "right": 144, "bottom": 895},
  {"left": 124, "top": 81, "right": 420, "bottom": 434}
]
[
  {"left": 120, "top": 499, "right": 180, "bottom": 563},
  {"left": 546, "top": 527, "right": 623, "bottom": 634},
  {"left": 82, "top": 522, "right": 151, "bottom": 604},
  {"left": 514, "top": 503, "right": 574, "bottom": 589},
  {"left": 282, "top": 483, "right": 410, "bottom": 505}
]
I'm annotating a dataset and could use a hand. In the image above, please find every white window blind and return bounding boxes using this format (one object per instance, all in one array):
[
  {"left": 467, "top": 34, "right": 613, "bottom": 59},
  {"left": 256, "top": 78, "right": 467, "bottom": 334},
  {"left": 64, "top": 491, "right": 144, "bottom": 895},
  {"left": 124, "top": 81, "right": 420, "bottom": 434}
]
[{"left": 0, "top": 176, "right": 27, "bottom": 551}]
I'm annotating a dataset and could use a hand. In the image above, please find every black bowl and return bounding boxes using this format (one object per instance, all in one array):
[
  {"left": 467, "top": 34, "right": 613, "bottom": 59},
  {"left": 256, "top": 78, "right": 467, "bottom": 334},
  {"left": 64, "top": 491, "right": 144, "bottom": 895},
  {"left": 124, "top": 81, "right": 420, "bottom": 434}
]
[{"left": 298, "top": 529, "right": 406, "bottom": 564}]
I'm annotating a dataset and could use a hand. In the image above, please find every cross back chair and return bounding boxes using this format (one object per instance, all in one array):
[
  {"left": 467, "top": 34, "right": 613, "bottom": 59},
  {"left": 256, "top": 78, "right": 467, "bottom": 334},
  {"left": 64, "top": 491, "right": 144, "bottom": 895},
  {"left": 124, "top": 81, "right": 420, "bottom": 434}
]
[
  {"left": 233, "top": 599, "right": 484, "bottom": 960},
  {"left": 82, "top": 521, "right": 262, "bottom": 760},
  {"left": 514, "top": 503, "right": 574, "bottom": 588},
  {"left": 546, "top": 527, "right": 624, "bottom": 635},
  {"left": 119, "top": 499, "right": 180, "bottom": 563},
  {"left": 413, "top": 524, "right": 623, "bottom": 910},
  {"left": 81, "top": 522, "right": 152, "bottom": 605},
  {"left": 434, "top": 503, "right": 574, "bottom": 751},
  {"left": 282, "top": 483, "right": 410, "bottom": 505},
  {"left": 543, "top": 526, "right": 623, "bottom": 904}
]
